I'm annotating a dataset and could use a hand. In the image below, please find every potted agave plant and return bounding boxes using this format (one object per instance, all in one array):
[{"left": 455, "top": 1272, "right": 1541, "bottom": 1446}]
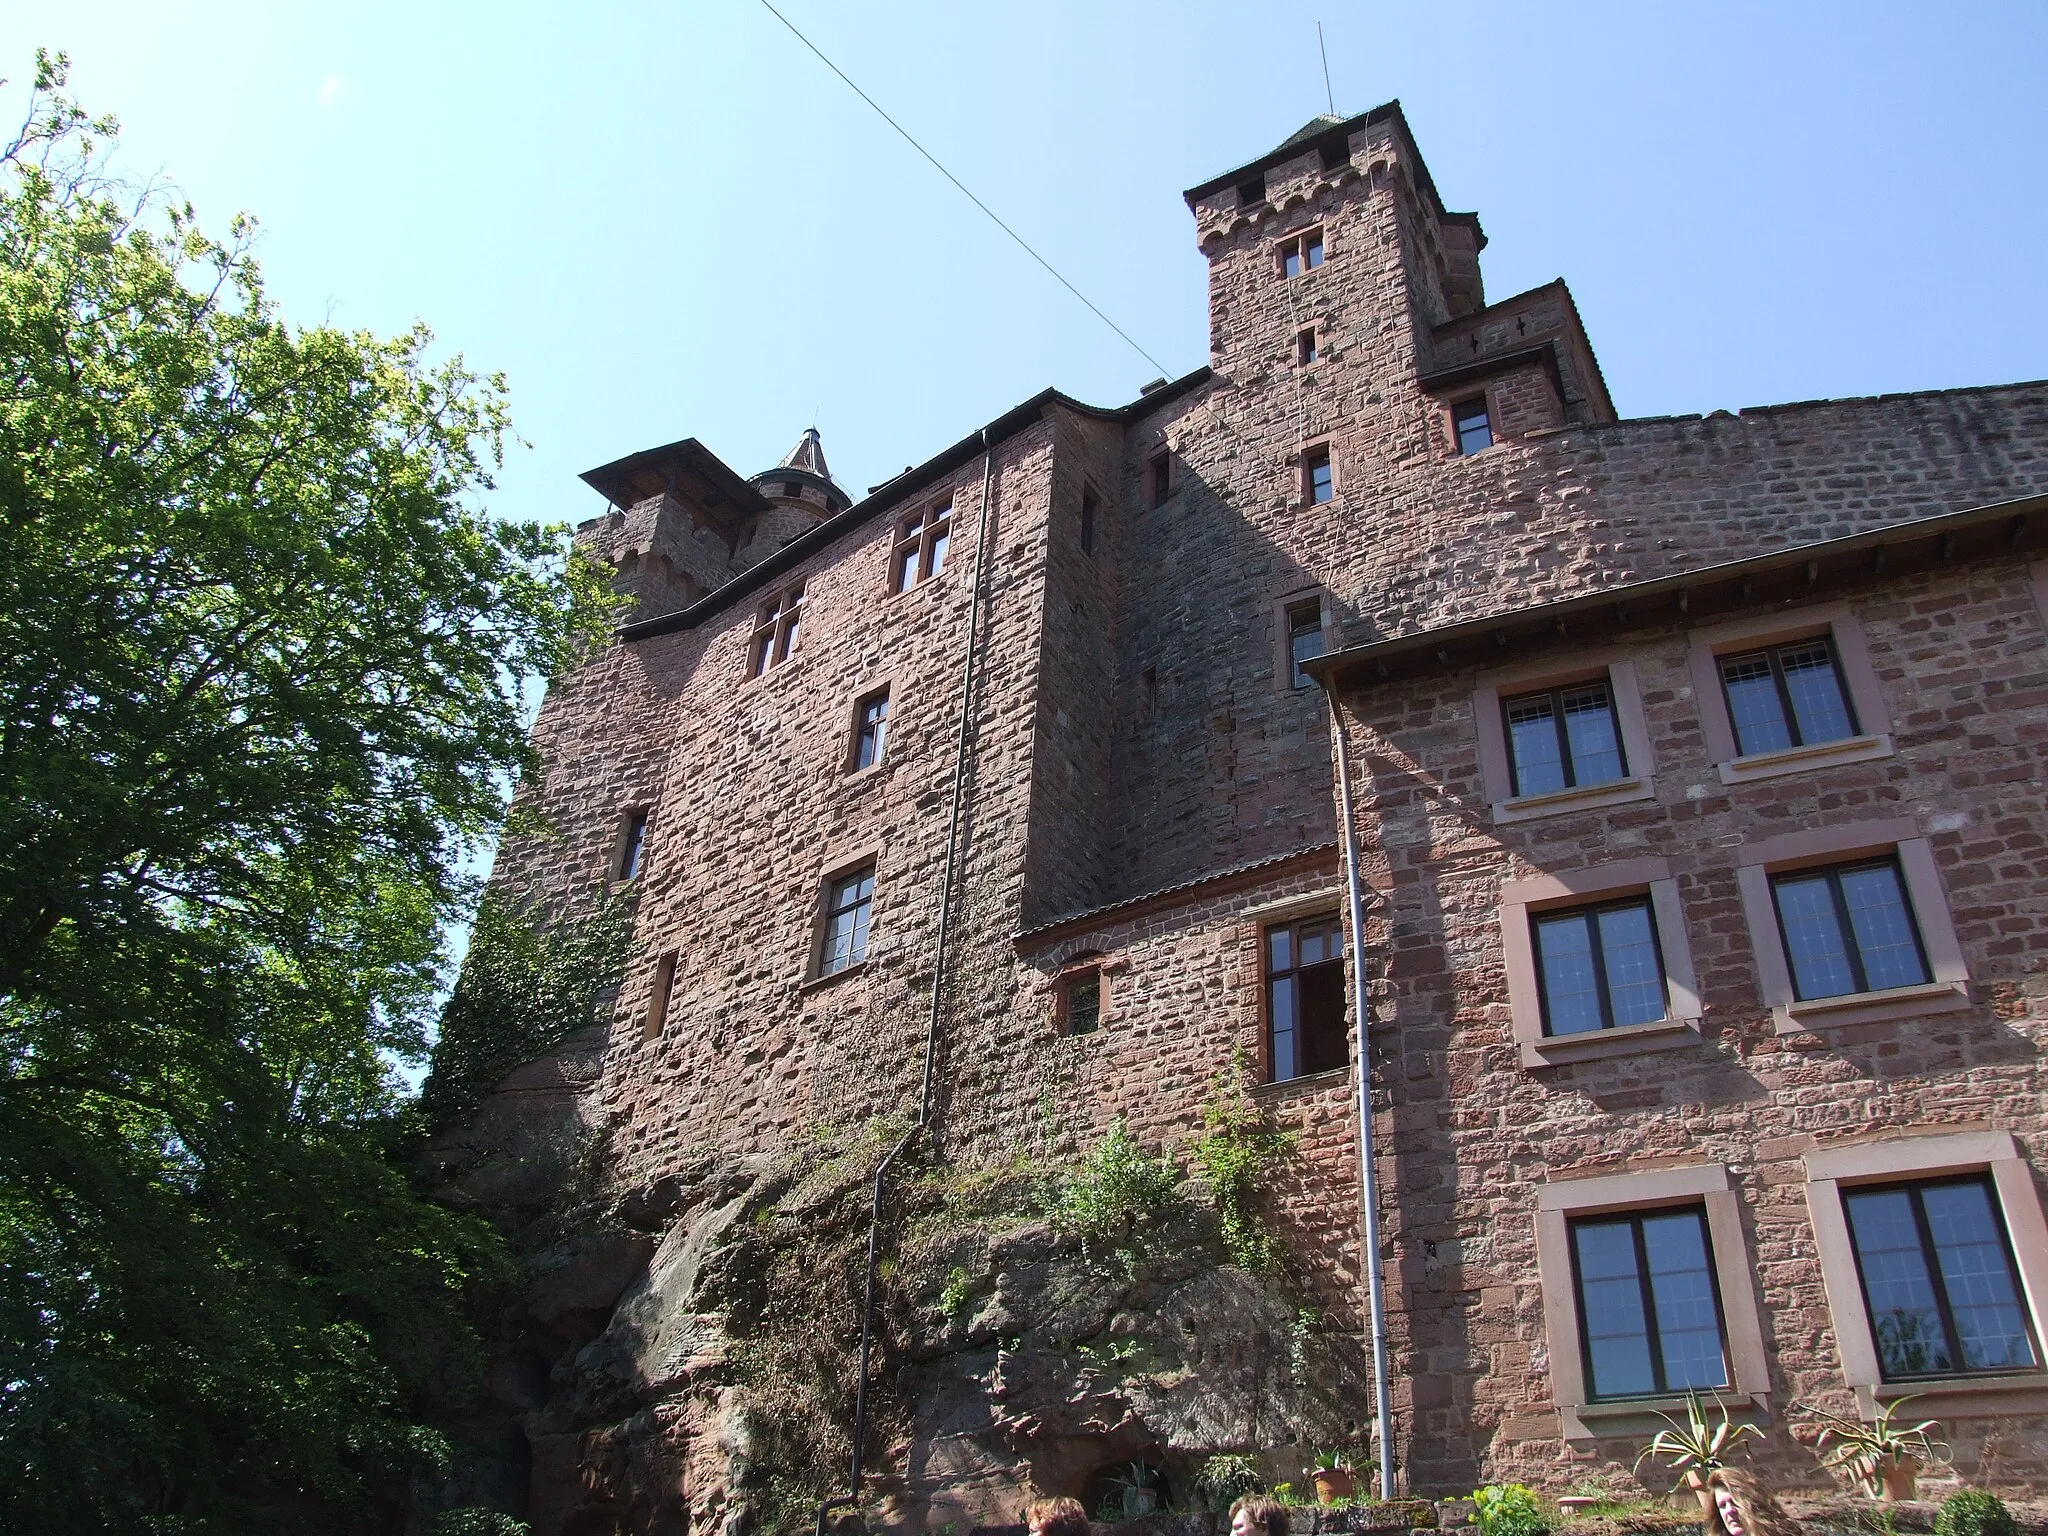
[
  {"left": 1634, "top": 1392, "right": 1763, "bottom": 1522},
  {"left": 1312, "top": 1448, "right": 1359, "bottom": 1505},
  {"left": 1809, "top": 1398, "right": 1949, "bottom": 1502},
  {"left": 1108, "top": 1460, "right": 1162, "bottom": 1518}
]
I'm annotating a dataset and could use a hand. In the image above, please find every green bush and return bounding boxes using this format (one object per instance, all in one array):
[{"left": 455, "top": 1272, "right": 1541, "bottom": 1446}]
[
  {"left": 1042, "top": 1117, "right": 1179, "bottom": 1245},
  {"left": 433, "top": 1511, "right": 531, "bottom": 1536},
  {"left": 1187, "top": 1050, "right": 1296, "bottom": 1271},
  {"left": 1193, "top": 1452, "right": 1263, "bottom": 1508},
  {"left": 1936, "top": 1492, "right": 2019, "bottom": 1536},
  {"left": 1472, "top": 1484, "right": 1551, "bottom": 1536}
]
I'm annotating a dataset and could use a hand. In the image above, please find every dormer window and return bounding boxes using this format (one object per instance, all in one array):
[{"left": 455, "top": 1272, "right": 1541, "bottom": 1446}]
[{"left": 1279, "top": 228, "right": 1325, "bottom": 278}]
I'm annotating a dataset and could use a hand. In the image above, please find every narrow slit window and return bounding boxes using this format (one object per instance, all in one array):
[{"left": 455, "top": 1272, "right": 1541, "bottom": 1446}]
[
  {"left": 890, "top": 502, "right": 952, "bottom": 592},
  {"left": 645, "top": 951, "right": 678, "bottom": 1039},
  {"left": 1533, "top": 897, "right": 1668, "bottom": 1036},
  {"left": 1569, "top": 1206, "right": 1730, "bottom": 1399},
  {"left": 616, "top": 808, "right": 649, "bottom": 882},
  {"left": 1287, "top": 600, "right": 1325, "bottom": 689},
  {"left": 1297, "top": 327, "right": 1319, "bottom": 366},
  {"left": 1266, "top": 914, "right": 1346, "bottom": 1082},
  {"left": 748, "top": 582, "right": 805, "bottom": 678},
  {"left": 1770, "top": 857, "right": 1931, "bottom": 1000},
  {"left": 1719, "top": 637, "right": 1858, "bottom": 756},
  {"left": 1454, "top": 396, "right": 1493, "bottom": 455},
  {"left": 1079, "top": 487, "right": 1099, "bottom": 555},
  {"left": 1146, "top": 449, "right": 1171, "bottom": 509},
  {"left": 1843, "top": 1175, "right": 2040, "bottom": 1380},
  {"left": 1304, "top": 445, "right": 1334, "bottom": 505},
  {"left": 819, "top": 865, "right": 875, "bottom": 977},
  {"left": 1502, "top": 680, "right": 1626, "bottom": 796},
  {"left": 852, "top": 689, "right": 889, "bottom": 771}
]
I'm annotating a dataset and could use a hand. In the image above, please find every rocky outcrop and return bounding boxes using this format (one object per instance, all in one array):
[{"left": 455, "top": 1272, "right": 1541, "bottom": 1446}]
[{"left": 420, "top": 1035, "right": 1376, "bottom": 1535}]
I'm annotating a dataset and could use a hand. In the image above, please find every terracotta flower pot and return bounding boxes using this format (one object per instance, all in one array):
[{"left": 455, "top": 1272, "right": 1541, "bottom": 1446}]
[
  {"left": 1684, "top": 1469, "right": 1717, "bottom": 1526},
  {"left": 1876, "top": 1457, "right": 1920, "bottom": 1503},
  {"left": 1315, "top": 1469, "right": 1358, "bottom": 1504}
]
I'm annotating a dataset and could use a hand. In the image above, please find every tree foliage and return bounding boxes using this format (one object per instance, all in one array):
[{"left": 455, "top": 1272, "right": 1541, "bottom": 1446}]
[{"left": 0, "top": 53, "right": 613, "bottom": 1532}]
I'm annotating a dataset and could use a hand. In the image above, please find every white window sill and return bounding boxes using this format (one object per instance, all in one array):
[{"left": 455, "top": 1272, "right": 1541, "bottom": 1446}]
[
  {"left": 1520, "top": 1015, "right": 1701, "bottom": 1069},
  {"left": 1493, "top": 775, "right": 1655, "bottom": 825},
  {"left": 1716, "top": 733, "right": 1893, "bottom": 786},
  {"left": 1773, "top": 978, "right": 1971, "bottom": 1035}
]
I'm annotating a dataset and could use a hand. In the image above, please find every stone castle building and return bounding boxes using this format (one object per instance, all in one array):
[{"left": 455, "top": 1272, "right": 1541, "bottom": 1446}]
[{"left": 475, "top": 102, "right": 2048, "bottom": 1526}]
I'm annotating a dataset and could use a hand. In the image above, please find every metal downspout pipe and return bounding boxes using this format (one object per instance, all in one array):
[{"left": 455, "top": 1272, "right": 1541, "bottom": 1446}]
[
  {"left": 1327, "top": 685, "right": 1397, "bottom": 1500},
  {"left": 817, "top": 429, "right": 1000, "bottom": 1536}
]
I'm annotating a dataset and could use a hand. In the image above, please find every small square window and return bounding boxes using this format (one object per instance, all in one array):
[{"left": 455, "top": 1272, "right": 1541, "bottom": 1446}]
[
  {"left": 1297, "top": 327, "right": 1319, "bottom": 366},
  {"left": 1236, "top": 175, "right": 1265, "bottom": 209},
  {"left": 1064, "top": 969, "right": 1101, "bottom": 1035},
  {"left": 819, "top": 865, "right": 874, "bottom": 977},
  {"left": 1304, "top": 445, "right": 1334, "bottom": 505},
  {"left": 1080, "top": 486, "right": 1099, "bottom": 556},
  {"left": 747, "top": 582, "right": 805, "bottom": 678},
  {"left": 1719, "top": 638, "right": 1858, "bottom": 755},
  {"left": 1146, "top": 450, "right": 1171, "bottom": 510},
  {"left": 890, "top": 502, "right": 952, "bottom": 593},
  {"left": 616, "top": 808, "right": 650, "bottom": 882},
  {"left": 1286, "top": 600, "right": 1325, "bottom": 689},
  {"left": 1454, "top": 397, "right": 1493, "bottom": 455},
  {"left": 1569, "top": 1205, "right": 1731, "bottom": 1400},
  {"left": 645, "top": 950, "right": 677, "bottom": 1040},
  {"left": 1502, "top": 681, "right": 1627, "bottom": 796},
  {"left": 1279, "top": 227, "right": 1326, "bottom": 279},
  {"left": 1770, "top": 857, "right": 1931, "bottom": 1001},
  {"left": 1266, "top": 914, "right": 1346, "bottom": 1082},
  {"left": 1534, "top": 897, "right": 1668, "bottom": 1036},
  {"left": 851, "top": 688, "right": 889, "bottom": 771}
]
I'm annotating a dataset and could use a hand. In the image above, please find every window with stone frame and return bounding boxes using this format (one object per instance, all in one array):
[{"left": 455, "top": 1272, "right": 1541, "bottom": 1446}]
[
  {"left": 1053, "top": 957, "right": 1105, "bottom": 1037},
  {"left": 1685, "top": 605, "right": 1895, "bottom": 786},
  {"left": 1718, "top": 636, "right": 1859, "bottom": 756},
  {"left": 1286, "top": 598, "right": 1325, "bottom": 688},
  {"left": 1297, "top": 326, "right": 1319, "bottom": 366},
  {"left": 1842, "top": 1175, "right": 2041, "bottom": 1381},
  {"left": 1079, "top": 486, "right": 1099, "bottom": 556},
  {"left": 1278, "top": 227, "right": 1325, "bottom": 278},
  {"left": 818, "top": 864, "right": 875, "bottom": 977},
  {"left": 890, "top": 502, "right": 951, "bottom": 592},
  {"left": 747, "top": 581, "right": 804, "bottom": 678},
  {"left": 850, "top": 687, "right": 889, "bottom": 771},
  {"left": 645, "top": 950, "right": 677, "bottom": 1040},
  {"left": 1303, "top": 445, "right": 1335, "bottom": 506},
  {"left": 1533, "top": 895, "right": 1669, "bottom": 1037},
  {"left": 1769, "top": 857, "right": 1932, "bottom": 1002},
  {"left": 1265, "top": 913, "right": 1346, "bottom": 1083},
  {"left": 1453, "top": 396, "right": 1494, "bottom": 455},
  {"left": 1568, "top": 1204, "right": 1732, "bottom": 1400},
  {"left": 615, "top": 807, "right": 650, "bottom": 882},
  {"left": 1501, "top": 679, "right": 1628, "bottom": 796},
  {"left": 1146, "top": 449, "right": 1172, "bottom": 510}
]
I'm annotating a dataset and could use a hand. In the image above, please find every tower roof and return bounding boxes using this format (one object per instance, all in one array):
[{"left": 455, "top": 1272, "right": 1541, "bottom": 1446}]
[{"left": 778, "top": 427, "right": 832, "bottom": 481}]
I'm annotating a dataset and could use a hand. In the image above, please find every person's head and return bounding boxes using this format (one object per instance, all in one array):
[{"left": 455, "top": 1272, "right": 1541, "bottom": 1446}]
[
  {"left": 1025, "top": 1496, "right": 1088, "bottom": 1536},
  {"left": 1706, "top": 1468, "right": 1797, "bottom": 1536},
  {"left": 1230, "top": 1495, "right": 1289, "bottom": 1536}
]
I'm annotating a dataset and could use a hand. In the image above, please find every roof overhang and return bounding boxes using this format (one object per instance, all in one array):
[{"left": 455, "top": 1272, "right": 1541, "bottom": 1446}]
[
  {"left": 579, "top": 437, "right": 773, "bottom": 542},
  {"left": 1304, "top": 491, "right": 2048, "bottom": 692}
]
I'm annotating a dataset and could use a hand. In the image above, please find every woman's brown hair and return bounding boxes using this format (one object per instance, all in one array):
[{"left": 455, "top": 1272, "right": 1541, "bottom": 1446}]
[
  {"left": 1705, "top": 1467, "right": 1800, "bottom": 1536},
  {"left": 1231, "top": 1495, "right": 1290, "bottom": 1536},
  {"left": 1025, "top": 1496, "right": 1089, "bottom": 1536}
]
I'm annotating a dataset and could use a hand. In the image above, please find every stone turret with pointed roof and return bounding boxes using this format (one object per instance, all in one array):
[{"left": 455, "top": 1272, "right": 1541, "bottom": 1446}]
[{"left": 733, "top": 427, "right": 852, "bottom": 571}]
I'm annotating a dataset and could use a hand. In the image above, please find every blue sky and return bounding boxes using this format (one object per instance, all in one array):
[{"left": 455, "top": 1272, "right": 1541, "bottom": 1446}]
[{"left": 10, "top": 1, "right": 2046, "bottom": 532}]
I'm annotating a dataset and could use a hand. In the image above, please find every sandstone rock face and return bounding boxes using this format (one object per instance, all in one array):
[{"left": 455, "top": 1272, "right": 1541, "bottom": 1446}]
[{"left": 427, "top": 1036, "right": 1380, "bottom": 1534}]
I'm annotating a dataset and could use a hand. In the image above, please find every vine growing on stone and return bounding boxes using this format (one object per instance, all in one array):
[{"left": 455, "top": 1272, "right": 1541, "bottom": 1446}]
[{"left": 1187, "top": 1049, "right": 1297, "bottom": 1271}]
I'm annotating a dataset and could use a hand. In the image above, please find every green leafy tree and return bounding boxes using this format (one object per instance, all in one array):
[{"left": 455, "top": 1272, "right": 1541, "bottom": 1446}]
[{"left": 0, "top": 53, "right": 613, "bottom": 1532}]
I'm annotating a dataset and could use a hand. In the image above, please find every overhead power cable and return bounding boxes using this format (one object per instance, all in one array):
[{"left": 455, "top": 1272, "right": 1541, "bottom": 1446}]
[{"left": 753, "top": 0, "right": 1173, "bottom": 379}]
